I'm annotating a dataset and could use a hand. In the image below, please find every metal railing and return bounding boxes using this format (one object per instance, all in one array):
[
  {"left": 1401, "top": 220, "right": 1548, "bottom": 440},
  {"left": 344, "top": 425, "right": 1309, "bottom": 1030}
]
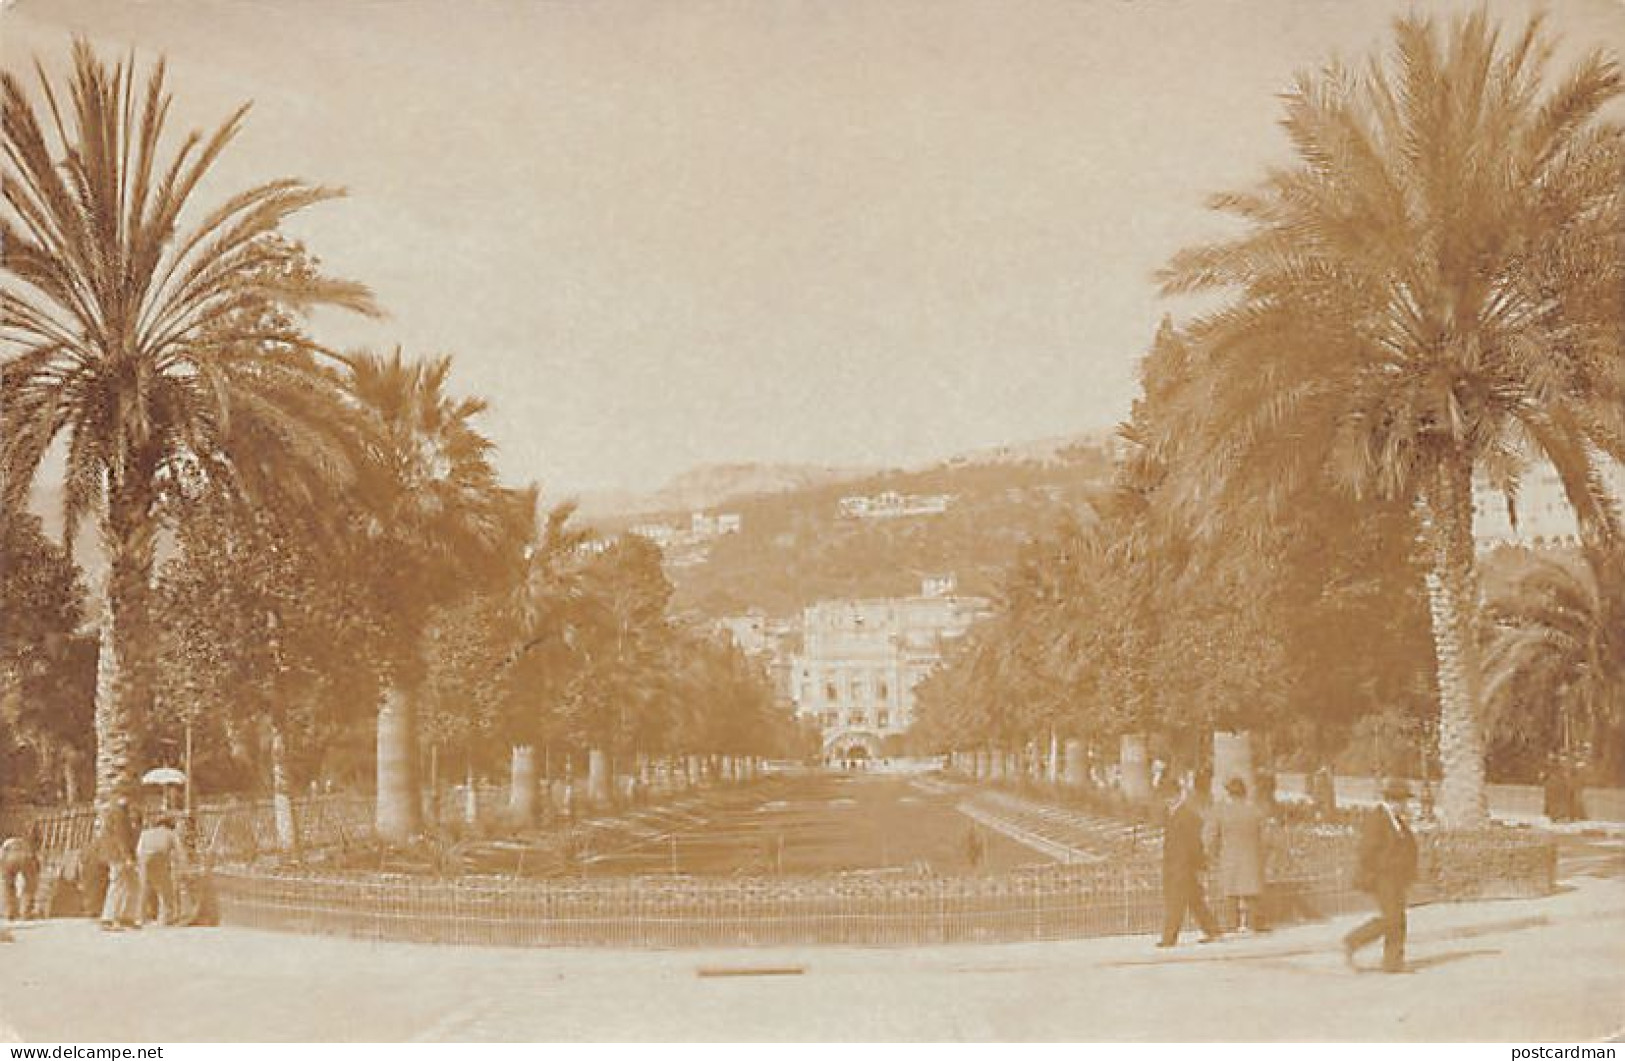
[
  {"left": 8, "top": 789, "right": 1556, "bottom": 948},
  {"left": 205, "top": 820, "right": 1553, "bottom": 949}
]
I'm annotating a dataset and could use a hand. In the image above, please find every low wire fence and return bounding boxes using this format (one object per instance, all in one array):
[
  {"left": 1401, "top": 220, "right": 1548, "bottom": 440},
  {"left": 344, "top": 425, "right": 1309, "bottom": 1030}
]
[
  {"left": 207, "top": 826, "right": 1553, "bottom": 948},
  {"left": 7, "top": 791, "right": 1555, "bottom": 948},
  {"left": 3, "top": 794, "right": 373, "bottom": 914}
]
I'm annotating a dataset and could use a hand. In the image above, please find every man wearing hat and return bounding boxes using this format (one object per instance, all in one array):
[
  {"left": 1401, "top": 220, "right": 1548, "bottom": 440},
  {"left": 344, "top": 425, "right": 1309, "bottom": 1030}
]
[
  {"left": 1157, "top": 776, "right": 1220, "bottom": 947},
  {"left": 1343, "top": 778, "right": 1419, "bottom": 972}
]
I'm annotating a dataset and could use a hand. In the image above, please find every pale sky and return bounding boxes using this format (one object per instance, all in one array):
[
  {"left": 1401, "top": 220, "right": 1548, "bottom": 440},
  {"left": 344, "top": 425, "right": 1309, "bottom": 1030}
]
[{"left": 7, "top": 0, "right": 1624, "bottom": 496}]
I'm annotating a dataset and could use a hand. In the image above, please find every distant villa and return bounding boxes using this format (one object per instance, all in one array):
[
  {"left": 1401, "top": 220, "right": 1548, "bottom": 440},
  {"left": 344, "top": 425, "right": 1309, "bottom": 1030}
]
[
  {"left": 628, "top": 510, "right": 743, "bottom": 549},
  {"left": 837, "top": 491, "right": 951, "bottom": 520}
]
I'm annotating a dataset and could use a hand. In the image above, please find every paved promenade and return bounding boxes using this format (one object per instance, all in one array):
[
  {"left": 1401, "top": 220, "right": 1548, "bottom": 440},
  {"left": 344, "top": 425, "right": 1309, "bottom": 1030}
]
[{"left": 2, "top": 837, "right": 1620, "bottom": 1042}]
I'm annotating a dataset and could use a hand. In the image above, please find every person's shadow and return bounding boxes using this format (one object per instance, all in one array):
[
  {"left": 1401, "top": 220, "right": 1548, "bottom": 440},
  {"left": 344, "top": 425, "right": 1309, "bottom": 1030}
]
[{"left": 1395, "top": 947, "right": 1501, "bottom": 972}]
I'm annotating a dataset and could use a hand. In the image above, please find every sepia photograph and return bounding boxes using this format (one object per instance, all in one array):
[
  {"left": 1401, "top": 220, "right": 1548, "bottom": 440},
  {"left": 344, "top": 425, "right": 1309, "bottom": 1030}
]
[{"left": 1, "top": 0, "right": 1623, "bottom": 1047}]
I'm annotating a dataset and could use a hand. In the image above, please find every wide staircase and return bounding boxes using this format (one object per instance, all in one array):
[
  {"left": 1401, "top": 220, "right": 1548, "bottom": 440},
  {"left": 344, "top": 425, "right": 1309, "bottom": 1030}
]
[{"left": 956, "top": 787, "right": 1162, "bottom": 864}]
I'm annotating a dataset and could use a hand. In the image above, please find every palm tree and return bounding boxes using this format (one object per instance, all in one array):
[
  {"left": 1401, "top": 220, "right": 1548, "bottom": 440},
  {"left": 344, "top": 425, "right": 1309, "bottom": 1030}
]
[
  {"left": 422, "top": 493, "right": 592, "bottom": 826},
  {"left": 2, "top": 42, "right": 379, "bottom": 808},
  {"left": 1482, "top": 547, "right": 1625, "bottom": 782},
  {"left": 344, "top": 351, "right": 509, "bottom": 843},
  {"left": 1158, "top": 10, "right": 1625, "bottom": 825}
]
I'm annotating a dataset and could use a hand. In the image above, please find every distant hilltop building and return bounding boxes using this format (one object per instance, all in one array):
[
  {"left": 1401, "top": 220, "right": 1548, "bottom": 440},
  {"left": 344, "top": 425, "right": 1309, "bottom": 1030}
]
[
  {"left": 627, "top": 509, "right": 742, "bottom": 566},
  {"left": 690, "top": 511, "right": 742, "bottom": 537},
  {"left": 838, "top": 491, "right": 951, "bottom": 520},
  {"left": 628, "top": 521, "right": 679, "bottom": 549},
  {"left": 789, "top": 578, "right": 988, "bottom": 763},
  {"left": 1473, "top": 456, "right": 1625, "bottom": 552},
  {"left": 574, "top": 537, "right": 615, "bottom": 559}
]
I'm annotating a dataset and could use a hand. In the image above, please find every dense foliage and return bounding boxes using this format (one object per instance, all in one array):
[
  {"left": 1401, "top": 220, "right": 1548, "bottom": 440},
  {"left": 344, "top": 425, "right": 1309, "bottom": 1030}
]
[{"left": 915, "top": 11, "right": 1625, "bottom": 809}]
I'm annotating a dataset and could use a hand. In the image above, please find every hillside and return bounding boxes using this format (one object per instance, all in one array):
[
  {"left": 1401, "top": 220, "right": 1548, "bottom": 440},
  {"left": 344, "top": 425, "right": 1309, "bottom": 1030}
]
[
  {"left": 22, "top": 434, "right": 1119, "bottom": 622},
  {"left": 587, "top": 438, "right": 1117, "bottom": 620},
  {"left": 573, "top": 462, "right": 878, "bottom": 520}
]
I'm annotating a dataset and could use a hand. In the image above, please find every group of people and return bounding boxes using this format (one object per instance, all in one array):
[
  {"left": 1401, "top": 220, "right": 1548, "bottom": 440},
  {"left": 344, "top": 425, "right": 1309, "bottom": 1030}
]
[
  {"left": 1, "top": 823, "right": 42, "bottom": 922},
  {"left": 90, "top": 799, "right": 188, "bottom": 930},
  {"left": 1158, "top": 775, "right": 1268, "bottom": 947},
  {"left": 1159, "top": 773, "right": 1419, "bottom": 974}
]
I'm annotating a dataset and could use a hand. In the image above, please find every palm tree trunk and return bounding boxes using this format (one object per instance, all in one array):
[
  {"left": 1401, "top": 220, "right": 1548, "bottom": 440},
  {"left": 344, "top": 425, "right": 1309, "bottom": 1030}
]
[
  {"left": 1422, "top": 455, "right": 1488, "bottom": 828},
  {"left": 428, "top": 743, "right": 440, "bottom": 827},
  {"left": 92, "top": 583, "right": 138, "bottom": 810},
  {"left": 63, "top": 749, "right": 82, "bottom": 805},
  {"left": 1212, "top": 729, "right": 1254, "bottom": 800},
  {"left": 375, "top": 683, "right": 421, "bottom": 843},
  {"left": 586, "top": 748, "right": 609, "bottom": 806},
  {"left": 1064, "top": 739, "right": 1086, "bottom": 788},
  {"left": 269, "top": 717, "right": 300, "bottom": 854},
  {"left": 508, "top": 744, "right": 536, "bottom": 827},
  {"left": 93, "top": 481, "right": 159, "bottom": 811},
  {"left": 1119, "top": 732, "right": 1152, "bottom": 801}
]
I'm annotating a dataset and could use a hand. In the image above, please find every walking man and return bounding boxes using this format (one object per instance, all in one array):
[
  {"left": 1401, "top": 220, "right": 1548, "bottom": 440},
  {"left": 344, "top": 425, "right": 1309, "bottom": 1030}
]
[
  {"left": 1158, "top": 779, "right": 1219, "bottom": 947},
  {"left": 1343, "top": 778, "right": 1419, "bottom": 973}
]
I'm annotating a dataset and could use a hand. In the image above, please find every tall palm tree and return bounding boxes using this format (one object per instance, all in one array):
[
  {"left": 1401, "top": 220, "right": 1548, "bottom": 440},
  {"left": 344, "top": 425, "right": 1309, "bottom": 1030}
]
[
  {"left": 2, "top": 42, "right": 379, "bottom": 808},
  {"left": 344, "top": 351, "right": 509, "bottom": 843},
  {"left": 1158, "top": 10, "right": 1625, "bottom": 825}
]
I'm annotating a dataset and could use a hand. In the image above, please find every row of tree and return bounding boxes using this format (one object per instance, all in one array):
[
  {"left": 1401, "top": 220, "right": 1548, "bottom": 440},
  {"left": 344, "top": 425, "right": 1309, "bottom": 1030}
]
[
  {"left": 912, "top": 9, "right": 1625, "bottom": 824},
  {"left": 0, "top": 42, "right": 793, "bottom": 839}
]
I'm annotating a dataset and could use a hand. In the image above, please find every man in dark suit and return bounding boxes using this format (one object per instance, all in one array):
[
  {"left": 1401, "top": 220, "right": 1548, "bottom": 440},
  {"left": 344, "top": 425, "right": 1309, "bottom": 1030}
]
[
  {"left": 1158, "top": 780, "right": 1220, "bottom": 947},
  {"left": 1343, "top": 778, "right": 1419, "bottom": 972}
]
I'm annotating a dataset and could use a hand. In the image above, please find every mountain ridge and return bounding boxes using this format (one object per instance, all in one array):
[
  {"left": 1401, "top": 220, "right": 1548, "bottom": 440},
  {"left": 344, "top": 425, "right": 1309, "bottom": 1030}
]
[{"left": 570, "top": 427, "right": 1120, "bottom": 521}]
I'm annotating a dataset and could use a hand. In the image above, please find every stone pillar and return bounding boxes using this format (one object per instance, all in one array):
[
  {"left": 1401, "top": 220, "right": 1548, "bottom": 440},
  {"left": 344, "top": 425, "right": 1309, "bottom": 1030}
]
[
  {"left": 1064, "top": 739, "right": 1087, "bottom": 788},
  {"left": 1120, "top": 733, "right": 1152, "bottom": 802},
  {"left": 1212, "top": 730, "right": 1255, "bottom": 802},
  {"left": 587, "top": 748, "right": 610, "bottom": 806},
  {"left": 1046, "top": 734, "right": 1061, "bottom": 784},
  {"left": 508, "top": 745, "right": 536, "bottom": 827}
]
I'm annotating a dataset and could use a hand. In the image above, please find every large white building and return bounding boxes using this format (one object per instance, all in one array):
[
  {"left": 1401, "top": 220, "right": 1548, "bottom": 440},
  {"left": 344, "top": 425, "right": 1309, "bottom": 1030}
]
[
  {"left": 1473, "top": 457, "right": 1625, "bottom": 552},
  {"left": 789, "top": 577, "right": 987, "bottom": 761}
]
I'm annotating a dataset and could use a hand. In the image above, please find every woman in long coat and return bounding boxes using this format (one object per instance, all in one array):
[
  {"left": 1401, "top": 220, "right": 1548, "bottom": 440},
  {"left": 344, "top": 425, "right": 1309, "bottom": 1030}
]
[{"left": 1205, "top": 778, "right": 1266, "bottom": 931}]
